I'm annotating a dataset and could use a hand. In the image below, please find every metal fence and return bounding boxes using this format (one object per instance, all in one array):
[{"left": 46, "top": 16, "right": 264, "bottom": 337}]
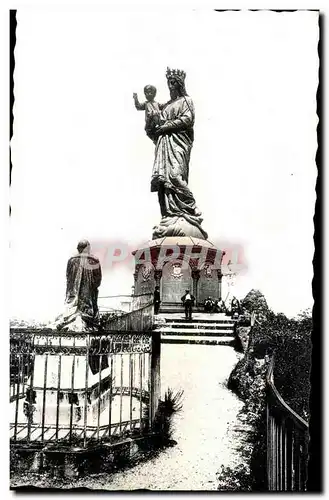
[
  {"left": 99, "top": 293, "right": 153, "bottom": 315},
  {"left": 101, "top": 298, "right": 153, "bottom": 331},
  {"left": 266, "top": 357, "right": 309, "bottom": 491},
  {"left": 10, "top": 328, "right": 161, "bottom": 449}
]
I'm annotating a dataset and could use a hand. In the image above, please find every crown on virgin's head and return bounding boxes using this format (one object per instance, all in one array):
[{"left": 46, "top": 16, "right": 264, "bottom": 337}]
[{"left": 166, "top": 67, "right": 186, "bottom": 82}]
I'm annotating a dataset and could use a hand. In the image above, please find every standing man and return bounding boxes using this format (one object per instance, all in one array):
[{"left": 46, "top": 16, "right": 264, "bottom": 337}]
[
  {"left": 181, "top": 289, "right": 195, "bottom": 321},
  {"left": 153, "top": 285, "right": 161, "bottom": 315}
]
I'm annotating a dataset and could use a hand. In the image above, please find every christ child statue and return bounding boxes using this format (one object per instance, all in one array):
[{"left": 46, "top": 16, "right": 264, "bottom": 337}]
[{"left": 133, "top": 85, "right": 165, "bottom": 142}]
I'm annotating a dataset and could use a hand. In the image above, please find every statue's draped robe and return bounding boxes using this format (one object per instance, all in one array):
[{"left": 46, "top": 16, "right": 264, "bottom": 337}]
[
  {"left": 64, "top": 253, "right": 102, "bottom": 327},
  {"left": 151, "top": 96, "right": 207, "bottom": 239},
  {"left": 62, "top": 253, "right": 107, "bottom": 371}
]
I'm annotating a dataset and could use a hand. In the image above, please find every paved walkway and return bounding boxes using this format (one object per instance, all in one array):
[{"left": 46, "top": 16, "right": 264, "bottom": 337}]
[{"left": 82, "top": 345, "right": 244, "bottom": 491}]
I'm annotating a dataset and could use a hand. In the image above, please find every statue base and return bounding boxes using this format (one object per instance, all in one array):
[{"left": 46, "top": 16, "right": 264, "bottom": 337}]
[
  {"left": 152, "top": 216, "right": 208, "bottom": 240},
  {"left": 51, "top": 305, "right": 100, "bottom": 332},
  {"left": 132, "top": 236, "right": 225, "bottom": 312}
]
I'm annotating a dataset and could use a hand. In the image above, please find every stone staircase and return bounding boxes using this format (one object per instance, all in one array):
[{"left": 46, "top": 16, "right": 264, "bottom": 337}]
[{"left": 154, "top": 313, "right": 236, "bottom": 345}]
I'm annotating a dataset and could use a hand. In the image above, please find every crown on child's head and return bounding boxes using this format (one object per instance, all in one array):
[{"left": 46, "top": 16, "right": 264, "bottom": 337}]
[{"left": 166, "top": 67, "right": 186, "bottom": 84}]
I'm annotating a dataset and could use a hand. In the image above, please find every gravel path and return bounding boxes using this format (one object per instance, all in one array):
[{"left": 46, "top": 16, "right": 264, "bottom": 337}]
[{"left": 84, "top": 345, "right": 244, "bottom": 491}]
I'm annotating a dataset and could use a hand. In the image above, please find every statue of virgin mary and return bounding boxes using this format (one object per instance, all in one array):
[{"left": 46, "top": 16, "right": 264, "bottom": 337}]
[{"left": 150, "top": 68, "right": 208, "bottom": 240}]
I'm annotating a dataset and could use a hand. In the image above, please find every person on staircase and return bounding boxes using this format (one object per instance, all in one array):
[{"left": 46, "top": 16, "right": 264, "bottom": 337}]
[
  {"left": 231, "top": 296, "right": 241, "bottom": 319},
  {"left": 181, "top": 289, "right": 195, "bottom": 321},
  {"left": 216, "top": 298, "right": 227, "bottom": 314},
  {"left": 204, "top": 296, "right": 214, "bottom": 313},
  {"left": 153, "top": 286, "right": 161, "bottom": 315}
]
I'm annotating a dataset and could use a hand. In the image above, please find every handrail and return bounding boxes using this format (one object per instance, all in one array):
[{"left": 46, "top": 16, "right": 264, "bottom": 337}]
[
  {"left": 266, "top": 357, "right": 308, "bottom": 430},
  {"left": 114, "top": 300, "right": 153, "bottom": 317},
  {"left": 266, "top": 355, "right": 309, "bottom": 491},
  {"left": 99, "top": 293, "right": 153, "bottom": 299},
  {"left": 101, "top": 297, "right": 154, "bottom": 333},
  {"left": 99, "top": 294, "right": 133, "bottom": 299}
]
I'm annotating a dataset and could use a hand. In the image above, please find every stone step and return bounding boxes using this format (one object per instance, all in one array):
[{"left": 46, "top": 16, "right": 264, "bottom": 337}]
[
  {"left": 160, "top": 335, "right": 234, "bottom": 345},
  {"left": 159, "top": 305, "right": 207, "bottom": 313},
  {"left": 162, "top": 322, "right": 235, "bottom": 330},
  {"left": 164, "top": 317, "right": 234, "bottom": 324},
  {"left": 159, "top": 328, "right": 234, "bottom": 336}
]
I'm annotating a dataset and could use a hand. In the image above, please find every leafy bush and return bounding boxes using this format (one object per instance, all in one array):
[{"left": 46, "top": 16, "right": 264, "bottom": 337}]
[
  {"left": 228, "top": 306, "right": 312, "bottom": 490},
  {"left": 250, "top": 309, "right": 312, "bottom": 419},
  {"left": 227, "top": 353, "right": 257, "bottom": 400},
  {"left": 217, "top": 464, "right": 252, "bottom": 491},
  {"left": 241, "top": 289, "right": 270, "bottom": 322},
  {"left": 227, "top": 358, "right": 268, "bottom": 491}
]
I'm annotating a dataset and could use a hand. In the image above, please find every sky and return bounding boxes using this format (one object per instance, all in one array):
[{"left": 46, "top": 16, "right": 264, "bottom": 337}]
[{"left": 10, "top": 9, "right": 318, "bottom": 321}]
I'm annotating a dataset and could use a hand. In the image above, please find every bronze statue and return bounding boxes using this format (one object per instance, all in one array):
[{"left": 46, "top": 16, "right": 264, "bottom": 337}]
[
  {"left": 134, "top": 68, "right": 208, "bottom": 240},
  {"left": 55, "top": 240, "right": 102, "bottom": 331}
]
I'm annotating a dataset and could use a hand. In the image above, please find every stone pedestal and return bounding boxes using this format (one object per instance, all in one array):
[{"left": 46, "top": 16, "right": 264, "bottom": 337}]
[
  {"left": 152, "top": 216, "right": 208, "bottom": 240},
  {"left": 132, "top": 236, "right": 225, "bottom": 311}
]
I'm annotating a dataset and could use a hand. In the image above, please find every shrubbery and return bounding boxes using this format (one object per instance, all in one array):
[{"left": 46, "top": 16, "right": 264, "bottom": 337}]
[
  {"left": 250, "top": 309, "right": 312, "bottom": 419},
  {"left": 226, "top": 357, "right": 268, "bottom": 490},
  {"left": 233, "top": 288, "right": 312, "bottom": 420},
  {"left": 227, "top": 290, "right": 312, "bottom": 490},
  {"left": 241, "top": 289, "right": 270, "bottom": 322}
]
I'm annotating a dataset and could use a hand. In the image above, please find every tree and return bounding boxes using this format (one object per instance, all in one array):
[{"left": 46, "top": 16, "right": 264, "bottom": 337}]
[{"left": 241, "top": 289, "right": 269, "bottom": 322}]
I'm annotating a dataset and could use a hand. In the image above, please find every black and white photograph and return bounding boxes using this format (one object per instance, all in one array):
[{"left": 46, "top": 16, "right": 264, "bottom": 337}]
[{"left": 8, "top": 7, "right": 321, "bottom": 492}]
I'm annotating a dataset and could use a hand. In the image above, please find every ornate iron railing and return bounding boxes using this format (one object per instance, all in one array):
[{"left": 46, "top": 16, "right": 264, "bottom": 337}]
[
  {"left": 266, "top": 357, "right": 309, "bottom": 491},
  {"left": 10, "top": 327, "right": 161, "bottom": 450}
]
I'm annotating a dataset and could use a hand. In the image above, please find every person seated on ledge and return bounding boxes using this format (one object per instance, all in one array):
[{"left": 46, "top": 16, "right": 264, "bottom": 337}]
[
  {"left": 231, "top": 296, "right": 241, "bottom": 319},
  {"left": 181, "top": 289, "right": 195, "bottom": 321},
  {"left": 204, "top": 296, "right": 214, "bottom": 313},
  {"left": 215, "top": 298, "right": 227, "bottom": 314}
]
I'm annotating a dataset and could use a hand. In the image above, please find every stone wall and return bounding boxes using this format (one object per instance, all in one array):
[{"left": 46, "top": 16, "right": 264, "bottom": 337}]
[{"left": 161, "top": 261, "right": 192, "bottom": 304}]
